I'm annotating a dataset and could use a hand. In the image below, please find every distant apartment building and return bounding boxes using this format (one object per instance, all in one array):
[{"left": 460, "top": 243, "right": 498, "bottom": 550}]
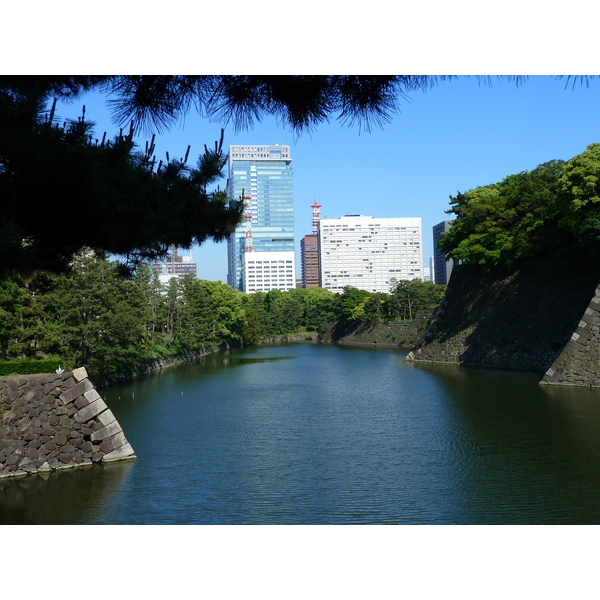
[
  {"left": 226, "top": 144, "right": 295, "bottom": 293},
  {"left": 433, "top": 220, "right": 457, "bottom": 285},
  {"left": 155, "top": 246, "right": 197, "bottom": 283},
  {"left": 319, "top": 215, "right": 423, "bottom": 293}
]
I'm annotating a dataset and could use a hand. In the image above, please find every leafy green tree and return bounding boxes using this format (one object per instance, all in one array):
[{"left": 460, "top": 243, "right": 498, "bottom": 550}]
[
  {"left": 239, "top": 296, "right": 261, "bottom": 345},
  {"left": 0, "top": 272, "right": 65, "bottom": 359},
  {"left": 197, "top": 280, "right": 247, "bottom": 344},
  {"left": 338, "top": 286, "right": 371, "bottom": 324},
  {"left": 159, "top": 276, "right": 183, "bottom": 350},
  {"left": 53, "top": 252, "right": 149, "bottom": 378},
  {"left": 361, "top": 292, "right": 391, "bottom": 323},
  {"left": 133, "top": 262, "right": 167, "bottom": 347},
  {"left": 388, "top": 279, "right": 446, "bottom": 321},
  {"left": 287, "top": 287, "right": 337, "bottom": 331},
  {"left": 439, "top": 160, "right": 567, "bottom": 269},
  {"left": 557, "top": 143, "right": 600, "bottom": 251}
]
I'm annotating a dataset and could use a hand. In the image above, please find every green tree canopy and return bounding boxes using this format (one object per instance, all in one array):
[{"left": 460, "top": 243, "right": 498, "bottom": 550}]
[
  {"left": 557, "top": 143, "right": 600, "bottom": 248},
  {"left": 438, "top": 158, "right": 576, "bottom": 269}
]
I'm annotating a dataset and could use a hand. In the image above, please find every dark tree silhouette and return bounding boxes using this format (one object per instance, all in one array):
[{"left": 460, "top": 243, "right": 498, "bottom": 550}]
[{"left": 0, "top": 75, "right": 580, "bottom": 273}]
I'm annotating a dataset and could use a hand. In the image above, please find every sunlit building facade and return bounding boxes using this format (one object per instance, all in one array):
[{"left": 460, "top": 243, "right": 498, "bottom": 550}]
[
  {"left": 226, "top": 145, "right": 295, "bottom": 292},
  {"left": 319, "top": 215, "right": 423, "bottom": 293},
  {"left": 244, "top": 251, "right": 296, "bottom": 294}
]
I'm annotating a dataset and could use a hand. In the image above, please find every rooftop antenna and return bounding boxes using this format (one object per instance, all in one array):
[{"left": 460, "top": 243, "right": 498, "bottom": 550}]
[{"left": 311, "top": 198, "right": 322, "bottom": 235}]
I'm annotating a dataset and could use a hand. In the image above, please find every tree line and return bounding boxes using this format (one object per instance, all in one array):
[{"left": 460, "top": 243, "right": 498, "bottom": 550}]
[{"left": 0, "top": 252, "right": 445, "bottom": 380}]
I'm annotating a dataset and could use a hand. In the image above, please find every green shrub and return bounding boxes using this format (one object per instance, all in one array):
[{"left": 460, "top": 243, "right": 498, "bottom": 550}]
[{"left": 0, "top": 359, "right": 63, "bottom": 376}]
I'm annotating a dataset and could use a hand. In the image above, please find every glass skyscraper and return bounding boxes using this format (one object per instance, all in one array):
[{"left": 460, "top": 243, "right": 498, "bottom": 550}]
[{"left": 227, "top": 145, "right": 295, "bottom": 292}]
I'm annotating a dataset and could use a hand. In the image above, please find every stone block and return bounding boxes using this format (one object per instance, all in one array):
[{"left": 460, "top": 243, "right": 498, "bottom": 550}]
[
  {"left": 61, "top": 377, "right": 75, "bottom": 389},
  {"left": 59, "top": 379, "right": 93, "bottom": 405},
  {"left": 83, "top": 389, "right": 101, "bottom": 404},
  {"left": 73, "top": 397, "right": 108, "bottom": 423},
  {"left": 91, "top": 421, "right": 123, "bottom": 442},
  {"left": 102, "top": 443, "right": 136, "bottom": 462},
  {"left": 96, "top": 409, "right": 116, "bottom": 428},
  {"left": 576, "top": 326, "right": 593, "bottom": 341},
  {"left": 71, "top": 367, "right": 88, "bottom": 382},
  {"left": 99, "top": 438, "right": 114, "bottom": 454},
  {"left": 108, "top": 430, "right": 127, "bottom": 449},
  {"left": 54, "top": 433, "right": 68, "bottom": 446},
  {"left": 585, "top": 306, "right": 600, "bottom": 318},
  {"left": 74, "top": 395, "right": 90, "bottom": 409}
]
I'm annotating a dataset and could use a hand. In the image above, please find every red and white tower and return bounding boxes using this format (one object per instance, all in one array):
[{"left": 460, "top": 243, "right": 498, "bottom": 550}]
[
  {"left": 243, "top": 194, "right": 253, "bottom": 252},
  {"left": 311, "top": 198, "right": 322, "bottom": 235}
]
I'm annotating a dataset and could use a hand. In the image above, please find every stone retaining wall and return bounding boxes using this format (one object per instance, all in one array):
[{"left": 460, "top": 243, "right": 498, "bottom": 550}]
[
  {"left": 542, "top": 285, "right": 600, "bottom": 387},
  {"left": 260, "top": 333, "right": 318, "bottom": 344},
  {"left": 406, "top": 258, "right": 600, "bottom": 386},
  {"left": 0, "top": 367, "right": 135, "bottom": 479},
  {"left": 319, "top": 312, "right": 433, "bottom": 347}
]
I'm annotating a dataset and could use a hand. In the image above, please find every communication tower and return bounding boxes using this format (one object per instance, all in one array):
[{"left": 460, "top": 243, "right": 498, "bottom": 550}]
[
  {"left": 243, "top": 192, "right": 253, "bottom": 252},
  {"left": 311, "top": 198, "right": 322, "bottom": 235}
]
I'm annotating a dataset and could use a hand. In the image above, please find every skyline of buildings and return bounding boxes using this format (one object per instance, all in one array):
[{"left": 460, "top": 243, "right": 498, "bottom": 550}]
[
  {"left": 197, "top": 143, "right": 450, "bottom": 293},
  {"left": 226, "top": 145, "right": 296, "bottom": 293}
]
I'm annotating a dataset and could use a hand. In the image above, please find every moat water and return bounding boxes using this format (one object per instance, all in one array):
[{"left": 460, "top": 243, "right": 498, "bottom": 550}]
[{"left": 3, "top": 343, "right": 600, "bottom": 525}]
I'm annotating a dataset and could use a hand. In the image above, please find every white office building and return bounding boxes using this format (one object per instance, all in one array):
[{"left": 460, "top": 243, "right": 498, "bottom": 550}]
[
  {"left": 319, "top": 215, "right": 423, "bottom": 293},
  {"left": 244, "top": 251, "right": 296, "bottom": 294}
]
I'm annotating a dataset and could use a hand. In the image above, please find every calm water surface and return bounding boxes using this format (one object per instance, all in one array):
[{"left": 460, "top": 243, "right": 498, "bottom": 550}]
[{"left": 3, "top": 343, "right": 600, "bottom": 524}]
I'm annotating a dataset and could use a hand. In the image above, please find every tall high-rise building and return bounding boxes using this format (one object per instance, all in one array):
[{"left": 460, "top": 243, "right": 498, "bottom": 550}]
[
  {"left": 433, "top": 220, "right": 457, "bottom": 285},
  {"left": 226, "top": 145, "right": 295, "bottom": 292},
  {"left": 319, "top": 215, "right": 423, "bottom": 293}
]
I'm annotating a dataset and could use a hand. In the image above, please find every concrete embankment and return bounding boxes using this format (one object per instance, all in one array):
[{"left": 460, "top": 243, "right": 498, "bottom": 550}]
[
  {"left": 0, "top": 367, "right": 135, "bottom": 479},
  {"left": 407, "top": 258, "right": 600, "bottom": 387}
]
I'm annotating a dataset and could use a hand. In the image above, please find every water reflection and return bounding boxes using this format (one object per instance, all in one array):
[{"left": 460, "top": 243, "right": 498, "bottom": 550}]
[
  {"left": 0, "top": 461, "right": 135, "bottom": 525},
  {"left": 409, "top": 361, "right": 600, "bottom": 523}
]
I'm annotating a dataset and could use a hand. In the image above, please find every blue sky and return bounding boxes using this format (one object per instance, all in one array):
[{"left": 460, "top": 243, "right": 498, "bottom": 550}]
[{"left": 55, "top": 76, "right": 600, "bottom": 283}]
